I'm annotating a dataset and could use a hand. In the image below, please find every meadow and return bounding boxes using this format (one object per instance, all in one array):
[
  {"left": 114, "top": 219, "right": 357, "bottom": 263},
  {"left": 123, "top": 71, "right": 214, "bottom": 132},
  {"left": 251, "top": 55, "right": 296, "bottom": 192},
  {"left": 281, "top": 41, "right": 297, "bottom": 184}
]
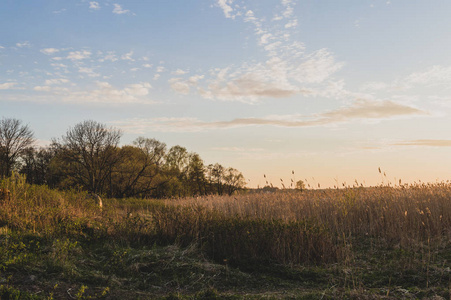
[{"left": 1, "top": 175, "right": 451, "bottom": 299}]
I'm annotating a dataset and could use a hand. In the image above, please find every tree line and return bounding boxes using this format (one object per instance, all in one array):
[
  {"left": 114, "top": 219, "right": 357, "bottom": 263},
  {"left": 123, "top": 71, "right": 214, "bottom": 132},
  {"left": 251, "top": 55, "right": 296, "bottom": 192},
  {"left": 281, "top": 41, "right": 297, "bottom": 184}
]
[{"left": 0, "top": 118, "right": 246, "bottom": 198}]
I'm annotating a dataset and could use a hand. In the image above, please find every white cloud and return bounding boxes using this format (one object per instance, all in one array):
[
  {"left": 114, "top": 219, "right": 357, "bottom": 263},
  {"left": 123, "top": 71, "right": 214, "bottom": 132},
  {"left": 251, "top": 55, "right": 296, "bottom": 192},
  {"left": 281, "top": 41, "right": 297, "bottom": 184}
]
[
  {"left": 188, "top": 75, "right": 204, "bottom": 84},
  {"left": 169, "top": 78, "right": 191, "bottom": 95},
  {"left": 217, "top": 0, "right": 235, "bottom": 19},
  {"left": 196, "top": 49, "right": 342, "bottom": 102},
  {"left": 45, "top": 78, "right": 69, "bottom": 85},
  {"left": 99, "top": 52, "right": 118, "bottom": 62},
  {"left": 67, "top": 50, "right": 91, "bottom": 60},
  {"left": 360, "top": 81, "right": 388, "bottom": 92},
  {"left": 78, "top": 67, "right": 100, "bottom": 77},
  {"left": 16, "top": 41, "right": 31, "bottom": 48},
  {"left": 121, "top": 51, "right": 134, "bottom": 61},
  {"left": 113, "top": 4, "right": 130, "bottom": 14},
  {"left": 204, "top": 2, "right": 342, "bottom": 102},
  {"left": 284, "top": 19, "right": 297, "bottom": 29},
  {"left": 143, "top": 64, "right": 152, "bottom": 68},
  {"left": 259, "top": 33, "right": 273, "bottom": 45},
  {"left": 172, "top": 69, "right": 188, "bottom": 75},
  {"left": 62, "top": 81, "right": 153, "bottom": 104},
  {"left": 51, "top": 63, "right": 68, "bottom": 69},
  {"left": 153, "top": 74, "right": 161, "bottom": 80},
  {"left": 33, "top": 86, "right": 51, "bottom": 92},
  {"left": 281, "top": 0, "right": 295, "bottom": 18},
  {"left": 404, "top": 65, "right": 451, "bottom": 87},
  {"left": 124, "top": 82, "right": 152, "bottom": 96},
  {"left": 0, "top": 82, "right": 17, "bottom": 90},
  {"left": 359, "top": 64, "right": 451, "bottom": 94},
  {"left": 89, "top": 2, "right": 100, "bottom": 10},
  {"left": 166, "top": 75, "right": 205, "bottom": 95},
  {"left": 290, "top": 49, "right": 344, "bottom": 84},
  {"left": 156, "top": 66, "right": 165, "bottom": 73},
  {"left": 40, "top": 48, "right": 60, "bottom": 55}
]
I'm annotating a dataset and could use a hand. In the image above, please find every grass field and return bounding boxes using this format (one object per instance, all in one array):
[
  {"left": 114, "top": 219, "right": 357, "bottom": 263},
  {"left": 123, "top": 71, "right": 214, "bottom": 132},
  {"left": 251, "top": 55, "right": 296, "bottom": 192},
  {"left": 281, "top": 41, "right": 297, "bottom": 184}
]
[{"left": 1, "top": 175, "right": 451, "bottom": 299}]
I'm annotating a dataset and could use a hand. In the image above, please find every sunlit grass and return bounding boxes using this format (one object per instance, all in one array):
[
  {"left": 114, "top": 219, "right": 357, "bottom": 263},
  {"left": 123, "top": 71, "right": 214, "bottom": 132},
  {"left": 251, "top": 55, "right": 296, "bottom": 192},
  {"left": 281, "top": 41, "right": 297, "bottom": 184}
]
[{"left": 1, "top": 174, "right": 451, "bottom": 298}]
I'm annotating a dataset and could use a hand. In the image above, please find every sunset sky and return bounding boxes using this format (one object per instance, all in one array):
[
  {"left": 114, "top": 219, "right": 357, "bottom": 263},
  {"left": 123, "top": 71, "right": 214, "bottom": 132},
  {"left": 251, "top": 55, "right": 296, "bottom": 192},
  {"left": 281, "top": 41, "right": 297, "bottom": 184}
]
[{"left": 1, "top": 0, "right": 451, "bottom": 188}]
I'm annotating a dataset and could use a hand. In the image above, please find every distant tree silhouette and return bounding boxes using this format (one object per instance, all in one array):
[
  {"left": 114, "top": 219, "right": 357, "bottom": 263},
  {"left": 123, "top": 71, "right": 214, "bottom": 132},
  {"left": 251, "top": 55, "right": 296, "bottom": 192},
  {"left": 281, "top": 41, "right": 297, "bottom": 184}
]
[
  {"left": 0, "top": 118, "right": 34, "bottom": 177},
  {"left": 12, "top": 119, "right": 247, "bottom": 198},
  {"left": 54, "top": 120, "right": 122, "bottom": 195},
  {"left": 296, "top": 180, "right": 305, "bottom": 191}
]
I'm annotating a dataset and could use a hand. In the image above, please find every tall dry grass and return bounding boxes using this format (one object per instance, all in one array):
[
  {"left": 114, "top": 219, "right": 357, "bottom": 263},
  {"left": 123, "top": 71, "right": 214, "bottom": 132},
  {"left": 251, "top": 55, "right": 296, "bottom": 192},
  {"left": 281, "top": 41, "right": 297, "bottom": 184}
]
[
  {"left": 164, "top": 183, "right": 451, "bottom": 248},
  {"left": 2, "top": 174, "right": 451, "bottom": 267}
]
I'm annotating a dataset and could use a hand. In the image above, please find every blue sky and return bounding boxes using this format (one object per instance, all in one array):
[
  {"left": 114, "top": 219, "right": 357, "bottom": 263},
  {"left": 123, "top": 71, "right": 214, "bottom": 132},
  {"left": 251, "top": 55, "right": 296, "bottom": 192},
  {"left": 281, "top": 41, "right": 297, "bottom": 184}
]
[{"left": 2, "top": 0, "right": 451, "bottom": 188}]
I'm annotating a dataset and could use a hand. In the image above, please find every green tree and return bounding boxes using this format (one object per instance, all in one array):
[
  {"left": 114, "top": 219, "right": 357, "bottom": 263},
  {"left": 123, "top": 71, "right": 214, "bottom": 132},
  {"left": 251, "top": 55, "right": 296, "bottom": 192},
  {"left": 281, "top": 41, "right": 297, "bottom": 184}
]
[
  {"left": 112, "top": 137, "right": 166, "bottom": 197},
  {"left": 164, "top": 145, "right": 190, "bottom": 197},
  {"left": 187, "top": 153, "right": 206, "bottom": 196}
]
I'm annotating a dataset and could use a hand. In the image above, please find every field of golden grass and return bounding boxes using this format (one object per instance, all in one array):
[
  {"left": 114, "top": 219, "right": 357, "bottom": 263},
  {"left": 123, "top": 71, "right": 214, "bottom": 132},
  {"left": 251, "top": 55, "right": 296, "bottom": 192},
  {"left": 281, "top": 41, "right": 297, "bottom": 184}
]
[{"left": 1, "top": 175, "right": 451, "bottom": 298}]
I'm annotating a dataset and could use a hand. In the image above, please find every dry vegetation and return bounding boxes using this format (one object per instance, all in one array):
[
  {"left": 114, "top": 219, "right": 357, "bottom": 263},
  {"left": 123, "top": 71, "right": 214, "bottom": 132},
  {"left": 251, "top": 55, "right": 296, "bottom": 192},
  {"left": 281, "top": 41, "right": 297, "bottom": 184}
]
[{"left": 1, "top": 174, "right": 451, "bottom": 299}]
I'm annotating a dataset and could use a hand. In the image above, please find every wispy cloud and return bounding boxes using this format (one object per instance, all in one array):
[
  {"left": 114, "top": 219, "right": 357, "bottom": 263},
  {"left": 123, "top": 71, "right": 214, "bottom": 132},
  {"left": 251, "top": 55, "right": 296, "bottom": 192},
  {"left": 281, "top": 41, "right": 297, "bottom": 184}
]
[
  {"left": 168, "top": 78, "right": 190, "bottom": 95},
  {"left": 211, "top": 147, "right": 265, "bottom": 152},
  {"left": 360, "top": 64, "right": 451, "bottom": 93},
  {"left": 200, "top": 2, "right": 342, "bottom": 102},
  {"left": 52, "top": 8, "right": 66, "bottom": 14},
  {"left": 98, "top": 51, "right": 118, "bottom": 62},
  {"left": 121, "top": 51, "right": 134, "bottom": 61},
  {"left": 78, "top": 67, "right": 100, "bottom": 77},
  {"left": 62, "top": 81, "right": 153, "bottom": 104},
  {"left": 169, "top": 75, "right": 204, "bottom": 95},
  {"left": 89, "top": 2, "right": 100, "bottom": 10},
  {"left": 195, "top": 51, "right": 341, "bottom": 102},
  {"left": 172, "top": 69, "right": 188, "bottom": 75},
  {"left": 113, "top": 99, "right": 426, "bottom": 133},
  {"left": 404, "top": 65, "right": 451, "bottom": 87},
  {"left": 16, "top": 41, "right": 31, "bottom": 48},
  {"left": 40, "top": 48, "right": 60, "bottom": 55},
  {"left": 394, "top": 140, "right": 451, "bottom": 147},
  {"left": 113, "top": 4, "right": 130, "bottom": 15},
  {"left": 217, "top": 0, "right": 236, "bottom": 19},
  {"left": 45, "top": 78, "right": 69, "bottom": 85},
  {"left": 67, "top": 50, "right": 91, "bottom": 60},
  {"left": 320, "top": 99, "right": 425, "bottom": 121},
  {"left": 33, "top": 86, "right": 52, "bottom": 92},
  {"left": 0, "top": 82, "right": 17, "bottom": 90}
]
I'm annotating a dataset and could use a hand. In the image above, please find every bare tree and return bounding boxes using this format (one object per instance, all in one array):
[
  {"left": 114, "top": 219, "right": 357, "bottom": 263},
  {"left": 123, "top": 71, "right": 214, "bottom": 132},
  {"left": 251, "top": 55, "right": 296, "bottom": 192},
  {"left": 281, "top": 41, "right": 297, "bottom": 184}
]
[
  {"left": 0, "top": 118, "right": 35, "bottom": 177},
  {"left": 55, "top": 120, "right": 122, "bottom": 195}
]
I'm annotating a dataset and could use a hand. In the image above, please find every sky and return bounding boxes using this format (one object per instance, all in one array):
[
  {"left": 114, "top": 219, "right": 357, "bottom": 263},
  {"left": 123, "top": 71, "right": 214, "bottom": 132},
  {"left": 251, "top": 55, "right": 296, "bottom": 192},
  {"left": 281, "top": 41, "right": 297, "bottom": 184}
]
[{"left": 1, "top": 0, "right": 451, "bottom": 188}]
